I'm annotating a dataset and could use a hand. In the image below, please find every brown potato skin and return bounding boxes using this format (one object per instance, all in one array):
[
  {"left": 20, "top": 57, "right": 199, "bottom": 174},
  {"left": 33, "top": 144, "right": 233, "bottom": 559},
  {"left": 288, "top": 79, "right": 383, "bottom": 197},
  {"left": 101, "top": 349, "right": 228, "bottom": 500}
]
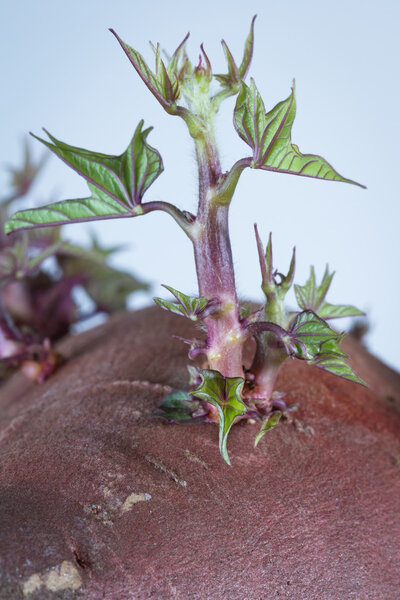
[{"left": 0, "top": 307, "right": 399, "bottom": 599}]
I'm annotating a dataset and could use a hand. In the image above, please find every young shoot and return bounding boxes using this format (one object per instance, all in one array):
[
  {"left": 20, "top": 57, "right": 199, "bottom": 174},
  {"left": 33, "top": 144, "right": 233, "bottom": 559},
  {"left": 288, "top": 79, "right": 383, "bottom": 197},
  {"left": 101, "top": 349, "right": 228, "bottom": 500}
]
[{"left": 5, "top": 17, "right": 365, "bottom": 463}]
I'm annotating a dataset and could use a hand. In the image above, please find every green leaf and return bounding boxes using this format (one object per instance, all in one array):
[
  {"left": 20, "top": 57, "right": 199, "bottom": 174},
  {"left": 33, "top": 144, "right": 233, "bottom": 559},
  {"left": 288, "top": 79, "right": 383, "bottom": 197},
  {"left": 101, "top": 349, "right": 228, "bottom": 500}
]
[
  {"left": 153, "top": 390, "right": 205, "bottom": 424},
  {"left": 110, "top": 29, "right": 180, "bottom": 110},
  {"left": 215, "top": 41, "right": 239, "bottom": 88},
  {"left": 234, "top": 79, "right": 267, "bottom": 157},
  {"left": 234, "top": 80, "right": 365, "bottom": 187},
  {"left": 238, "top": 15, "right": 256, "bottom": 79},
  {"left": 5, "top": 196, "right": 130, "bottom": 234},
  {"left": 154, "top": 285, "right": 218, "bottom": 321},
  {"left": 155, "top": 43, "right": 180, "bottom": 104},
  {"left": 166, "top": 33, "right": 190, "bottom": 82},
  {"left": 215, "top": 17, "right": 256, "bottom": 89},
  {"left": 311, "top": 353, "right": 366, "bottom": 386},
  {"left": 289, "top": 310, "right": 340, "bottom": 359},
  {"left": 289, "top": 312, "right": 366, "bottom": 385},
  {"left": 5, "top": 121, "right": 163, "bottom": 234},
  {"left": 254, "top": 411, "right": 282, "bottom": 447},
  {"left": 318, "top": 336, "right": 347, "bottom": 357},
  {"left": 317, "top": 302, "right": 365, "bottom": 320},
  {"left": 295, "top": 266, "right": 365, "bottom": 320},
  {"left": 190, "top": 369, "right": 246, "bottom": 465}
]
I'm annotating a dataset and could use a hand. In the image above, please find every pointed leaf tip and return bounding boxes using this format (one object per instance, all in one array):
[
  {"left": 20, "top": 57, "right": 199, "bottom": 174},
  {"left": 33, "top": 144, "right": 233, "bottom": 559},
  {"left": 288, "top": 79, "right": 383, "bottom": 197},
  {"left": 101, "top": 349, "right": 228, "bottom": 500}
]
[
  {"left": 254, "top": 411, "right": 282, "bottom": 447},
  {"left": 234, "top": 80, "right": 365, "bottom": 188},
  {"left": 191, "top": 369, "right": 246, "bottom": 465},
  {"left": 154, "top": 286, "right": 219, "bottom": 321},
  {"left": 6, "top": 121, "right": 163, "bottom": 233},
  {"left": 214, "top": 17, "right": 256, "bottom": 92},
  {"left": 311, "top": 353, "right": 367, "bottom": 386},
  {"left": 110, "top": 29, "right": 181, "bottom": 110},
  {"left": 238, "top": 15, "right": 256, "bottom": 80},
  {"left": 295, "top": 266, "right": 365, "bottom": 320},
  {"left": 289, "top": 310, "right": 340, "bottom": 359}
]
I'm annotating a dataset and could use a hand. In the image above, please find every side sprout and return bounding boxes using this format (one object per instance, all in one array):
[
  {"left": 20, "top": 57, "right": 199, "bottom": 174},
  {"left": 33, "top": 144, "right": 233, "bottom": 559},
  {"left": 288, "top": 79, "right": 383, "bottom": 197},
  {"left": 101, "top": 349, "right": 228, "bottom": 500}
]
[{"left": 5, "top": 18, "right": 365, "bottom": 462}]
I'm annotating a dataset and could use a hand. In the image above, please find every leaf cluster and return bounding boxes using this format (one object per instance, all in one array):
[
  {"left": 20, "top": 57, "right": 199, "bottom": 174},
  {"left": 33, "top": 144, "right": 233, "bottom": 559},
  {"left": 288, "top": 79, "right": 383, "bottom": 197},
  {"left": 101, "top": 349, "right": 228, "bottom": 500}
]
[
  {"left": 3, "top": 19, "right": 367, "bottom": 464},
  {"left": 0, "top": 143, "right": 146, "bottom": 383}
]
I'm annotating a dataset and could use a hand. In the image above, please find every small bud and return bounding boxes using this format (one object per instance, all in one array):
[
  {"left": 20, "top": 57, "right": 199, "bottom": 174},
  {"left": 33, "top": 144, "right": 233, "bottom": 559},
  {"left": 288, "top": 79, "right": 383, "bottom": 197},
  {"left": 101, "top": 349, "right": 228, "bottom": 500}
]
[{"left": 194, "top": 45, "right": 212, "bottom": 92}]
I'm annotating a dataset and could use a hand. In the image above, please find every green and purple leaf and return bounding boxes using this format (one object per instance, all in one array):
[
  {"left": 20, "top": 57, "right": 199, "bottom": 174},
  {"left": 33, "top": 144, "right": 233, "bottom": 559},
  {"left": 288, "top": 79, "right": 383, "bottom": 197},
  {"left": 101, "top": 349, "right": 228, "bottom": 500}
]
[
  {"left": 215, "top": 16, "right": 256, "bottom": 89},
  {"left": 110, "top": 29, "right": 181, "bottom": 110},
  {"left": 5, "top": 121, "right": 163, "bottom": 234},
  {"left": 234, "top": 80, "right": 365, "bottom": 187},
  {"left": 153, "top": 390, "right": 207, "bottom": 424},
  {"left": 254, "top": 226, "right": 296, "bottom": 298},
  {"left": 214, "top": 41, "right": 240, "bottom": 89},
  {"left": 191, "top": 369, "right": 246, "bottom": 465},
  {"left": 254, "top": 411, "right": 282, "bottom": 447},
  {"left": 238, "top": 15, "right": 256, "bottom": 79},
  {"left": 288, "top": 312, "right": 366, "bottom": 385},
  {"left": 310, "top": 352, "right": 366, "bottom": 386},
  {"left": 288, "top": 310, "right": 341, "bottom": 359},
  {"left": 295, "top": 266, "right": 364, "bottom": 320},
  {"left": 154, "top": 285, "right": 220, "bottom": 321},
  {"left": 166, "top": 33, "right": 190, "bottom": 82}
]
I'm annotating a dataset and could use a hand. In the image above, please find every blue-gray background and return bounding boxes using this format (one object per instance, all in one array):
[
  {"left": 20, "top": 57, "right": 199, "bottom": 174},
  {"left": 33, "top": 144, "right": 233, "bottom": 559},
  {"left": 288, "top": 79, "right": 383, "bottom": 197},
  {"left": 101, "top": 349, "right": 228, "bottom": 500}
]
[{"left": 1, "top": 0, "right": 399, "bottom": 370}]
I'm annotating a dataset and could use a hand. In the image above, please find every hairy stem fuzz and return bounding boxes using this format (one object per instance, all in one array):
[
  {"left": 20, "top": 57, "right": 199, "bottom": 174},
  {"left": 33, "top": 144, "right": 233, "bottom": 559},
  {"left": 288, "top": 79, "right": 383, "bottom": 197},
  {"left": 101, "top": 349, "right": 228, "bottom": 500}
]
[{"left": 190, "top": 116, "right": 244, "bottom": 378}]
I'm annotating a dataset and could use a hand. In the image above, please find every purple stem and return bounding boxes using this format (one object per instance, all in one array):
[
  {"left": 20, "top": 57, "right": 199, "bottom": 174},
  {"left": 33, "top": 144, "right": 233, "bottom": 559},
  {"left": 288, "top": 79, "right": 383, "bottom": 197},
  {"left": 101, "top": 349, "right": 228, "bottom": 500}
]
[{"left": 191, "top": 136, "right": 243, "bottom": 377}]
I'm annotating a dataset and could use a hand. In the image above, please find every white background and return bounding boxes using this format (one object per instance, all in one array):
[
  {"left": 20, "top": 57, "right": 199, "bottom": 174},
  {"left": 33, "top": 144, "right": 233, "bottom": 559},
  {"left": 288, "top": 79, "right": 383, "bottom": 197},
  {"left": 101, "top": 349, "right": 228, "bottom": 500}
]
[{"left": 1, "top": 0, "right": 399, "bottom": 371}]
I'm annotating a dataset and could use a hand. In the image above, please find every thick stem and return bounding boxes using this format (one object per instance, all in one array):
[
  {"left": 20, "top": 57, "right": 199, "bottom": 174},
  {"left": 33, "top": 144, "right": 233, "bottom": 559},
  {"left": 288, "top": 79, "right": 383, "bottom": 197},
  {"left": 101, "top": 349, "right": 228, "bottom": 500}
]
[
  {"left": 193, "top": 203, "right": 243, "bottom": 377},
  {"left": 191, "top": 133, "right": 243, "bottom": 378},
  {"left": 248, "top": 305, "right": 288, "bottom": 400}
]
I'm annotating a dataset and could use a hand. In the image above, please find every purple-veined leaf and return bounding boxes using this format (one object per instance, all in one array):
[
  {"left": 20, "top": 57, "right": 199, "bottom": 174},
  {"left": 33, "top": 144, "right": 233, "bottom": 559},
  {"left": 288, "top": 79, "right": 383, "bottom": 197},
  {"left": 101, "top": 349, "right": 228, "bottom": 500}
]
[
  {"left": 318, "top": 337, "right": 347, "bottom": 357},
  {"left": 238, "top": 15, "right": 256, "bottom": 79},
  {"left": 310, "top": 353, "right": 366, "bottom": 386},
  {"left": 214, "top": 16, "right": 256, "bottom": 89},
  {"left": 294, "top": 266, "right": 365, "bottom": 320},
  {"left": 289, "top": 310, "right": 341, "bottom": 359},
  {"left": 214, "top": 41, "right": 239, "bottom": 88},
  {"left": 166, "top": 33, "right": 190, "bottom": 81},
  {"left": 254, "top": 410, "right": 282, "bottom": 447},
  {"left": 190, "top": 369, "right": 246, "bottom": 465},
  {"left": 154, "top": 285, "right": 219, "bottom": 321},
  {"left": 234, "top": 79, "right": 267, "bottom": 156},
  {"left": 5, "top": 196, "right": 131, "bottom": 234},
  {"left": 5, "top": 121, "right": 163, "bottom": 234},
  {"left": 234, "top": 80, "right": 365, "bottom": 187},
  {"left": 317, "top": 302, "right": 365, "bottom": 320},
  {"left": 110, "top": 29, "right": 181, "bottom": 110},
  {"left": 154, "top": 44, "right": 180, "bottom": 104},
  {"left": 288, "top": 313, "right": 365, "bottom": 384}
]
